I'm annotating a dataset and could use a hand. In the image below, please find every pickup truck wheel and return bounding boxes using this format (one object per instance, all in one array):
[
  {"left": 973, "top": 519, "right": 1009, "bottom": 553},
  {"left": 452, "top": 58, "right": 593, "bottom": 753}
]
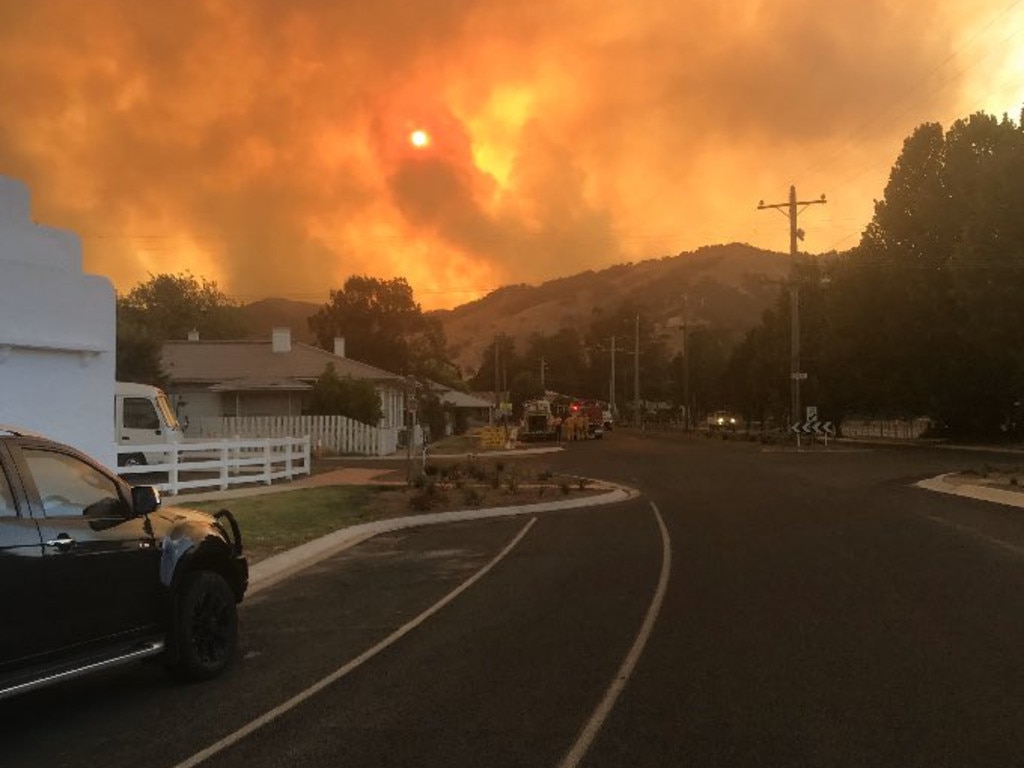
[{"left": 168, "top": 571, "right": 237, "bottom": 681}]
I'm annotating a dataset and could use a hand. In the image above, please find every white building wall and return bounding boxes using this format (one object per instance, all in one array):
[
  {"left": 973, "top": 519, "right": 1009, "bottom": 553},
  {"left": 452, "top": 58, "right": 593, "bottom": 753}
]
[{"left": 0, "top": 176, "right": 116, "bottom": 466}]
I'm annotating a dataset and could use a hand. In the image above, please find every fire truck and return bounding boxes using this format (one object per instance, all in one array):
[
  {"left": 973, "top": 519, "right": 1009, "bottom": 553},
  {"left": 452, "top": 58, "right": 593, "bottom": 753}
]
[
  {"left": 550, "top": 397, "right": 605, "bottom": 440},
  {"left": 578, "top": 400, "right": 605, "bottom": 439},
  {"left": 519, "top": 399, "right": 557, "bottom": 442}
]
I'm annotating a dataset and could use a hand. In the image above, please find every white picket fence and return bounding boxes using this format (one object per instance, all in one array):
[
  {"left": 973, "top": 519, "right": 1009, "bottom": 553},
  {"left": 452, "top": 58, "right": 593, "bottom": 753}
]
[
  {"left": 116, "top": 436, "right": 311, "bottom": 496},
  {"left": 196, "top": 415, "right": 399, "bottom": 457}
]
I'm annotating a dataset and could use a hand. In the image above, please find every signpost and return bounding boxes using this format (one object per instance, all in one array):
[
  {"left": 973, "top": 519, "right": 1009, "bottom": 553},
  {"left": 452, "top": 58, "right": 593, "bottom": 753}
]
[{"left": 790, "top": 413, "right": 836, "bottom": 448}]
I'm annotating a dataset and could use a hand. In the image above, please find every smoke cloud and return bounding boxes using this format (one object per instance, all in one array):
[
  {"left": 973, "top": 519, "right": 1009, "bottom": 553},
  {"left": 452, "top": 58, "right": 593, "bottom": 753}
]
[{"left": 0, "top": 0, "right": 1017, "bottom": 307}]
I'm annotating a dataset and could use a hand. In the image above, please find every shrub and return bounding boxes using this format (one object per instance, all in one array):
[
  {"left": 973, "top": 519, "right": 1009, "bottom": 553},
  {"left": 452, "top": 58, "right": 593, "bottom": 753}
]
[
  {"left": 462, "top": 487, "right": 484, "bottom": 507},
  {"left": 409, "top": 481, "right": 447, "bottom": 512},
  {"left": 408, "top": 490, "right": 434, "bottom": 511}
]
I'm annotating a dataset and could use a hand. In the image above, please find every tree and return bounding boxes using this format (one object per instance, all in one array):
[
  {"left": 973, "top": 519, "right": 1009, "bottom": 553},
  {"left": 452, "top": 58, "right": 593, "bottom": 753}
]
[
  {"left": 725, "top": 110, "right": 1024, "bottom": 437},
  {"left": 115, "top": 322, "right": 166, "bottom": 387},
  {"left": 306, "top": 364, "right": 383, "bottom": 425},
  {"left": 119, "top": 272, "right": 244, "bottom": 342},
  {"left": 469, "top": 333, "right": 521, "bottom": 395},
  {"left": 117, "top": 272, "right": 243, "bottom": 383},
  {"left": 308, "top": 276, "right": 453, "bottom": 378},
  {"left": 523, "top": 328, "right": 587, "bottom": 397}
]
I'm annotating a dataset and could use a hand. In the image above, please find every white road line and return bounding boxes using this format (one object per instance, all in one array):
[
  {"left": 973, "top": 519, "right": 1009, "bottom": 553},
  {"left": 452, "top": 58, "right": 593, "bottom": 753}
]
[
  {"left": 557, "top": 502, "right": 672, "bottom": 768},
  {"left": 171, "top": 517, "right": 538, "bottom": 768},
  {"left": 924, "top": 514, "right": 1024, "bottom": 559}
]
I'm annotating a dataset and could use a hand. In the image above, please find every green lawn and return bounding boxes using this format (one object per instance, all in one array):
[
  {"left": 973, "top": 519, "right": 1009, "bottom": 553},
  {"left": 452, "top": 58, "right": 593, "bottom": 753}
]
[
  {"left": 188, "top": 485, "right": 411, "bottom": 563},
  {"left": 183, "top": 456, "right": 602, "bottom": 564}
]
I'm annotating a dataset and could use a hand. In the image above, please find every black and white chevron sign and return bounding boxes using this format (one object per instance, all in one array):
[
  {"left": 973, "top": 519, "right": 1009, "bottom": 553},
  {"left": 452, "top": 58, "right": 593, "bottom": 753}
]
[{"left": 790, "top": 417, "right": 835, "bottom": 436}]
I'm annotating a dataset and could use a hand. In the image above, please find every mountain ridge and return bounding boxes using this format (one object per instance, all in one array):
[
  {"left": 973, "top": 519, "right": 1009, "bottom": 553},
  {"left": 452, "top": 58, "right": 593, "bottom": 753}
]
[
  {"left": 237, "top": 242, "right": 795, "bottom": 375},
  {"left": 431, "top": 242, "right": 793, "bottom": 375}
]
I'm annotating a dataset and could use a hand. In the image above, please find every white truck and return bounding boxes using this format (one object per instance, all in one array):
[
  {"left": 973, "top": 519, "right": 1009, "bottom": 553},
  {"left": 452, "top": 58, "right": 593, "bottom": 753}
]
[
  {"left": 115, "top": 381, "right": 186, "bottom": 466},
  {"left": 519, "top": 399, "right": 557, "bottom": 442}
]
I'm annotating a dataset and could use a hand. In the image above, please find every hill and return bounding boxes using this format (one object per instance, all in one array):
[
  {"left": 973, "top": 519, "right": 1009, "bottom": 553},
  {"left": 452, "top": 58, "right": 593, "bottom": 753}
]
[
  {"left": 237, "top": 243, "right": 796, "bottom": 375},
  {"left": 433, "top": 242, "right": 793, "bottom": 376},
  {"left": 237, "top": 297, "right": 320, "bottom": 344}
]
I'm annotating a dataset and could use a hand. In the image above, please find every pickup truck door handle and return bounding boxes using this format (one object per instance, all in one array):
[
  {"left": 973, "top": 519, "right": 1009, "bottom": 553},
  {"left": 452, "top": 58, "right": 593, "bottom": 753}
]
[{"left": 44, "top": 535, "right": 76, "bottom": 551}]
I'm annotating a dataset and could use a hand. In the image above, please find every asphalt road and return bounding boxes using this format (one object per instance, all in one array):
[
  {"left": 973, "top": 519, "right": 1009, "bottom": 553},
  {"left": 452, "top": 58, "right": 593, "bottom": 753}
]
[{"left": 6, "top": 432, "right": 1024, "bottom": 766}]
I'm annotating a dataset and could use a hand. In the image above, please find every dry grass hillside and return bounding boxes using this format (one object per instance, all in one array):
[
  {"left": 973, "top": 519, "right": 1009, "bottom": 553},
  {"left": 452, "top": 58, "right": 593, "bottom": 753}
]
[{"left": 434, "top": 242, "right": 793, "bottom": 376}]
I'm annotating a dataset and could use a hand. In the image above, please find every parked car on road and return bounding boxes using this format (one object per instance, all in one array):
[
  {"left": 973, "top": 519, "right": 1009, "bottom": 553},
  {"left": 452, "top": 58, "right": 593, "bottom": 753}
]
[
  {"left": 707, "top": 410, "right": 740, "bottom": 431},
  {"left": 0, "top": 425, "right": 247, "bottom": 700}
]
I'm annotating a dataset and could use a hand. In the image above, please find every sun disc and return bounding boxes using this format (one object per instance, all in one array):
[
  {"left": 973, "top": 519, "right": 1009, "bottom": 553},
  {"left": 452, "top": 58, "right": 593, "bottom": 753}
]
[{"left": 410, "top": 129, "right": 430, "bottom": 148}]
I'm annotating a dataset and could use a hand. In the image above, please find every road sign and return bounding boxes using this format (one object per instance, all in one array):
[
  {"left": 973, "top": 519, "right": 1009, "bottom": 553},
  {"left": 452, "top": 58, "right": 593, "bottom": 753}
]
[
  {"left": 790, "top": 417, "right": 835, "bottom": 437},
  {"left": 806, "top": 406, "right": 818, "bottom": 421},
  {"left": 790, "top": 372, "right": 808, "bottom": 380}
]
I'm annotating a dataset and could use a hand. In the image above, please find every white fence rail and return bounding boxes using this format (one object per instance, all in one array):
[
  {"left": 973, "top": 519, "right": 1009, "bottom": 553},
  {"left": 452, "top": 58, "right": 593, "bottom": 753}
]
[
  {"left": 839, "top": 418, "right": 932, "bottom": 440},
  {"left": 116, "top": 436, "right": 311, "bottom": 496},
  {"left": 196, "top": 415, "right": 399, "bottom": 457}
]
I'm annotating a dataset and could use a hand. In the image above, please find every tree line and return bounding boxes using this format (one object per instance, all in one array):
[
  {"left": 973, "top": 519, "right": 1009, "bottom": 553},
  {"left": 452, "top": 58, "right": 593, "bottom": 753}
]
[{"left": 725, "top": 109, "right": 1024, "bottom": 438}]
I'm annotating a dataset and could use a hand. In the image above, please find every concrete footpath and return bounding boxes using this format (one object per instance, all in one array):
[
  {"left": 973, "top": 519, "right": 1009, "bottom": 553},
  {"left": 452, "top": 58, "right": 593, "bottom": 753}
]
[{"left": 171, "top": 464, "right": 638, "bottom": 598}]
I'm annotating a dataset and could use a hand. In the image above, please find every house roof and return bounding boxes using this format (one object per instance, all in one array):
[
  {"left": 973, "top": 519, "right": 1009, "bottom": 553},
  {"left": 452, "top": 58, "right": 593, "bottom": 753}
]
[
  {"left": 208, "top": 377, "right": 313, "bottom": 393},
  {"left": 441, "top": 390, "right": 494, "bottom": 409},
  {"left": 162, "top": 340, "right": 404, "bottom": 385}
]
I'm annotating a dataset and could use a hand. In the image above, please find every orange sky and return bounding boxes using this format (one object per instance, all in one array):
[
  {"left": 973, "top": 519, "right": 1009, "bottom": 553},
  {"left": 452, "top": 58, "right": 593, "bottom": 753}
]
[{"left": 1, "top": 0, "right": 1022, "bottom": 309}]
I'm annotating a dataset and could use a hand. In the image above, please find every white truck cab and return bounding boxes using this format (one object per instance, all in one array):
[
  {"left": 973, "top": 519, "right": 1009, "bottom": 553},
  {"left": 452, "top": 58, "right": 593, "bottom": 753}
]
[{"left": 115, "top": 381, "right": 185, "bottom": 466}]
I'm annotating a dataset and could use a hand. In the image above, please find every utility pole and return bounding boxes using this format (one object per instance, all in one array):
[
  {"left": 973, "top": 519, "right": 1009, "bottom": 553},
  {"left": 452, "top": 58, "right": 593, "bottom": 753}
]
[
  {"left": 758, "top": 186, "right": 827, "bottom": 437},
  {"left": 540, "top": 355, "right": 547, "bottom": 391},
  {"left": 591, "top": 335, "right": 627, "bottom": 420},
  {"left": 493, "top": 333, "right": 499, "bottom": 425},
  {"left": 634, "top": 313, "right": 641, "bottom": 428},
  {"left": 681, "top": 296, "right": 691, "bottom": 431},
  {"left": 610, "top": 335, "right": 616, "bottom": 417}
]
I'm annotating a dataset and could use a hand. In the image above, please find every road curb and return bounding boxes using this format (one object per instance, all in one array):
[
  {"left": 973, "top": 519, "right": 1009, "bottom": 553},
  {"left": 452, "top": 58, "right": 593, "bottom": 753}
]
[
  {"left": 247, "top": 481, "right": 641, "bottom": 596},
  {"left": 916, "top": 473, "right": 1024, "bottom": 509}
]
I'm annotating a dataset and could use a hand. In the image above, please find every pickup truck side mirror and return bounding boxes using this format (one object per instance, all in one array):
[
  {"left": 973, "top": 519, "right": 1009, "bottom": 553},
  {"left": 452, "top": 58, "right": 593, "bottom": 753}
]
[{"left": 131, "top": 485, "right": 162, "bottom": 516}]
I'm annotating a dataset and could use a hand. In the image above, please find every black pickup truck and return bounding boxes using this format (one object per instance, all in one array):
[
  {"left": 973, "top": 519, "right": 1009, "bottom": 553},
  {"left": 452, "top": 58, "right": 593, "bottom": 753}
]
[{"left": 0, "top": 426, "right": 247, "bottom": 700}]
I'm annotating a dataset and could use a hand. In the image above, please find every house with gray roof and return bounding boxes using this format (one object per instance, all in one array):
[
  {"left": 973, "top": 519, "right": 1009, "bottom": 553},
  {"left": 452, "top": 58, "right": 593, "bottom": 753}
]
[{"left": 161, "top": 327, "right": 407, "bottom": 434}]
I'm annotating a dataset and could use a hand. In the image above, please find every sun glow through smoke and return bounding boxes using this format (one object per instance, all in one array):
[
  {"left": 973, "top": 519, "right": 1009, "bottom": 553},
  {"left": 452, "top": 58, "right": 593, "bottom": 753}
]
[{"left": 0, "top": 0, "right": 1018, "bottom": 310}]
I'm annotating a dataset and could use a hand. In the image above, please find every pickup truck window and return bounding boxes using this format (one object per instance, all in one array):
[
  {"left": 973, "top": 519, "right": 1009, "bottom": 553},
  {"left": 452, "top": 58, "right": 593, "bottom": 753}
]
[
  {"left": 22, "top": 449, "right": 124, "bottom": 519},
  {"left": 0, "top": 468, "right": 14, "bottom": 517}
]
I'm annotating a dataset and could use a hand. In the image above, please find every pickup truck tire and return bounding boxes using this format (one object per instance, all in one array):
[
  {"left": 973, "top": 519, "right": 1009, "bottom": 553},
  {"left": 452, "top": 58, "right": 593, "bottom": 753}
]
[{"left": 168, "top": 571, "right": 238, "bottom": 681}]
